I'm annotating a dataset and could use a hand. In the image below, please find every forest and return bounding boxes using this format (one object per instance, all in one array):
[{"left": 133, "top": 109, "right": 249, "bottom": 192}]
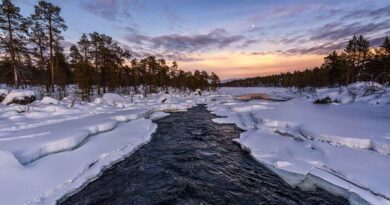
[
  {"left": 0, "top": 0, "right": 220, "bottom": 99},
  {"left": 223, "top": 35, "right": 390, "bottom": 88}
]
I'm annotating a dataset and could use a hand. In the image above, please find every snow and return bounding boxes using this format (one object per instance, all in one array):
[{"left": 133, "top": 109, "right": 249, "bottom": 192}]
[
  {"left": 1, "top": 90, "right": 36, "bottom": 105},
  {"left": 0, "top": 89, "right": 8, "bottom": 96},
  {"left": 149, "top": 111, "right": 170, "bottom": 120},
  {"left": 315, "top": 81, "right": 390, "bottom": 105},
  {"left": 102, "top": 93, "right": 129, "bottom": 107},
  {"left": 0, "top": 90, "right": 204, "bottom": 205},
  {"left": 40, "top": 97, "right": 59, "bottom": 105},
  {"left": 0, "top": 84, "right": 389, "bottom": 205},
  {"left": 208, "top": 85, "right": 390, "bottom": 205}
]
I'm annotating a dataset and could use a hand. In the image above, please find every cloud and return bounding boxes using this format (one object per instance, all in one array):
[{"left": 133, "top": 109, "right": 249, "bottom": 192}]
[
  {"left": 79, "top": 0, "right": 143, "bottom": 21},
  {"left": 369, "top": 36, "right": 388, "bottom": 47},
  {"left": 310, "top": 20, "right": 390, "bottom": 42},
  {"left": 283, "top": 36, "right": 389, "bottom": 55},
  {"left": 122, "top": 26, "right": 140, "bottom": 34},
  {"left": 284, "top": 43, "right": 346, "bottom": 55},
  {"left": 341, "top": 4, "right": 390, "bottom": 20},
  {"left": 248, "top": 3, "right": 320, "bottom": 23},
  {"left": 237, "top": 39, "right": 260, "bottom": 48},
  {"left": 243, "top": 51, "right": 276, "bottom": 56},
  {"left": 116, "top": 39, "right": 202, "bottom": 62},
  {"left": 163, "top": 4, "right": 184, "bottom": 30},
  {"left": 125, "top": 28, "right": 245, "bottom": 52}
]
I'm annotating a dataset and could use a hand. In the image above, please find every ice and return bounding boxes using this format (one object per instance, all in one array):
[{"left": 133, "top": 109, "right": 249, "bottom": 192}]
[
  {"left": 149, "top": 111, "right": 170, "bottom": 120},
  {"left": 230, "top": 103, "right": 271, "bottom": 112},
  {"left": 299, "top": 125, "right": 373, "bottom": 150}
]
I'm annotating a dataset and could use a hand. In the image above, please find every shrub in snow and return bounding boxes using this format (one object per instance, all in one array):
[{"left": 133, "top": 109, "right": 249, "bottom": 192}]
[
  {"left": 0, "top": 89, "right": 8, "bottom": 102},
  {"left": 1, "top": 90, "right": 36, "bottom": 105},
  {"left": 347, "top": 81, "right": 384, "bottom": 97},
  {"left": 314, "top": 97, "right": 332, "bottom": 104},
  {"left": 314, "top": 82, "right": 387, "bottom": 104},
  {"left": 41, "top": 96, "right": 59, "bottom": 105},
  {"left": 158, "top": 94, "right": 171, "bottom": 103},
  {"left": 194, "top": 89, "right": 202, "bottom": 96}
]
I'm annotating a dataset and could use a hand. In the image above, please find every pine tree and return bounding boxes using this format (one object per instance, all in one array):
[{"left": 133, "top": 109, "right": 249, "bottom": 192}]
[
  {"left": 27, "top": 13, "right": 50, "bottom": 90},
  {"left": 0, "top": 0, "right": 27, "bottom": 87},
  {"left": 356, "top": 35, "right": 370, "bottom": 81},
  {"left": 344, "top": 35, "right": 359, "bottom": 84},
  {"left": 70, "top": 44, "right": 92, "bottom": 100},
  {"left": 323, "top": 51, "right": 346, "bottom": 86},
  {"left": 381, "top": 37, "right": 390, "bottom": 57},
  {"left": 210, "top": 72, "right": 220, "bottom": 91},
  {"left": 379, "top": 37, "right": 390, "bottom": 83},
  {"left": 33, "top": 0, "right": 67, "bottom": 91}
]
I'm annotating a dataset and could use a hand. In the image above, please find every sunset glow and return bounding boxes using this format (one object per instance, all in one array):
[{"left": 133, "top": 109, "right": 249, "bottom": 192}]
[
  {"left": 14, "top": 0, "right": 390, "bottom": 79},
  {"left": 180, "top": 52, "right": 324, "bottom": 79}
]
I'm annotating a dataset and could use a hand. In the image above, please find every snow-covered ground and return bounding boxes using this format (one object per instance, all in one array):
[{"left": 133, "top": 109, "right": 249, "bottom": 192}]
[
  {"left": 0, "top": 82, "right": 389, "bottom": 205},
  {"left": 208, "top": 83, "right": 390, "bottom": 205},
  {"left": 0, "top": 91, "right": 204, "bottom": 205}
]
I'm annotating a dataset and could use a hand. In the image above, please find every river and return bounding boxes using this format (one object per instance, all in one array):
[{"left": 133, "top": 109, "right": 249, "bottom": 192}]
[{"left": 60, "top": 105, "right": 348, "bottom": 205}]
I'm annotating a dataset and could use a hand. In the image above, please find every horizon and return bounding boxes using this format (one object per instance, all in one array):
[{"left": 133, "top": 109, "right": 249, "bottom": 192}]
[{"left": 15, "top": 0, "right": 390, "bottom": 80}]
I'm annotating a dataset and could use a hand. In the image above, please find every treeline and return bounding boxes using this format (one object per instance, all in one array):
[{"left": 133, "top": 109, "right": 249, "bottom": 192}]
[
  {"left": 223, "top": 35, "right": 390, "bottom": 88},
  {"left": 0, "top": 0, "right": 220, "bottom": 99}
]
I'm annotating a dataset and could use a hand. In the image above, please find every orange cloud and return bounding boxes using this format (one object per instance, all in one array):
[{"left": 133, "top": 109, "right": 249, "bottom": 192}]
[{"left": 179, "top": 52, "right": 324, "bottom": 79}]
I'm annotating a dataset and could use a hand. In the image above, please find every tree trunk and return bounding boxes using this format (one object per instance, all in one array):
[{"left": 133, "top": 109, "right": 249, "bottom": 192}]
[
  {"left": 49, "top": 15, "right": 55, "bottom": 92},
  {"left": 6, "top": 13, "right": 19, "bottom": 88}
]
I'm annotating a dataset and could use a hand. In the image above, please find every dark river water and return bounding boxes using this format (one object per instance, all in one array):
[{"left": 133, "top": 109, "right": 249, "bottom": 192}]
[{"left": 60, "top": 105, "right": 349, "bottom": 205}]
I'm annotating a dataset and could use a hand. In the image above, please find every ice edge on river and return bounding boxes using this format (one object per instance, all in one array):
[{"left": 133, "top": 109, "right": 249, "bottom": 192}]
[
  {"left": 237, "top": 141, "right": 373, "bottom": 205},
  {"left": 24, "top": 109, "right": 180, "bottom": 205},
  {"left": 208, "top": 110, "right": 389, "bottom": 205}
]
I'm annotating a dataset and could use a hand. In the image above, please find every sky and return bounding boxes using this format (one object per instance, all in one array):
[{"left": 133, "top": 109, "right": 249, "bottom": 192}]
[{"left": 15, "top": 0, "right": 390, "bottom": 80}]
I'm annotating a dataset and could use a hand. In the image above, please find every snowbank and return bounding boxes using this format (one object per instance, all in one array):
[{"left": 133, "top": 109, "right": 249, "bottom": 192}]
[
  {"left": 0, "top": 85, "right": 388, "bottom": 204},
  {"left": 40, "top": 97, "right": 59, "bottom": 105},
  {"left": 315, "top": 82, "right": 390, "bottom": 105},
  {"left": 2, "top": 90, "right": 36, "bottom": 105},
  {"left": 0, "top": 89, "right": 8, "bottom": 101},
  {"left": 0, "top": 90, "right": 208, "bottom": 205},
  {"left": 209, "top": 86, "right": 390, "bottom": 204},
  {"left": 102, "top": 93, "right": 129, "bottom": 107}
]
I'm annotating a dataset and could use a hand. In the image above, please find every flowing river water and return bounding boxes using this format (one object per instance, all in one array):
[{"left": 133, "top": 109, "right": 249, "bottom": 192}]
[{"left": 60, "top": 105, "right": 349, "bottom": 205}]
